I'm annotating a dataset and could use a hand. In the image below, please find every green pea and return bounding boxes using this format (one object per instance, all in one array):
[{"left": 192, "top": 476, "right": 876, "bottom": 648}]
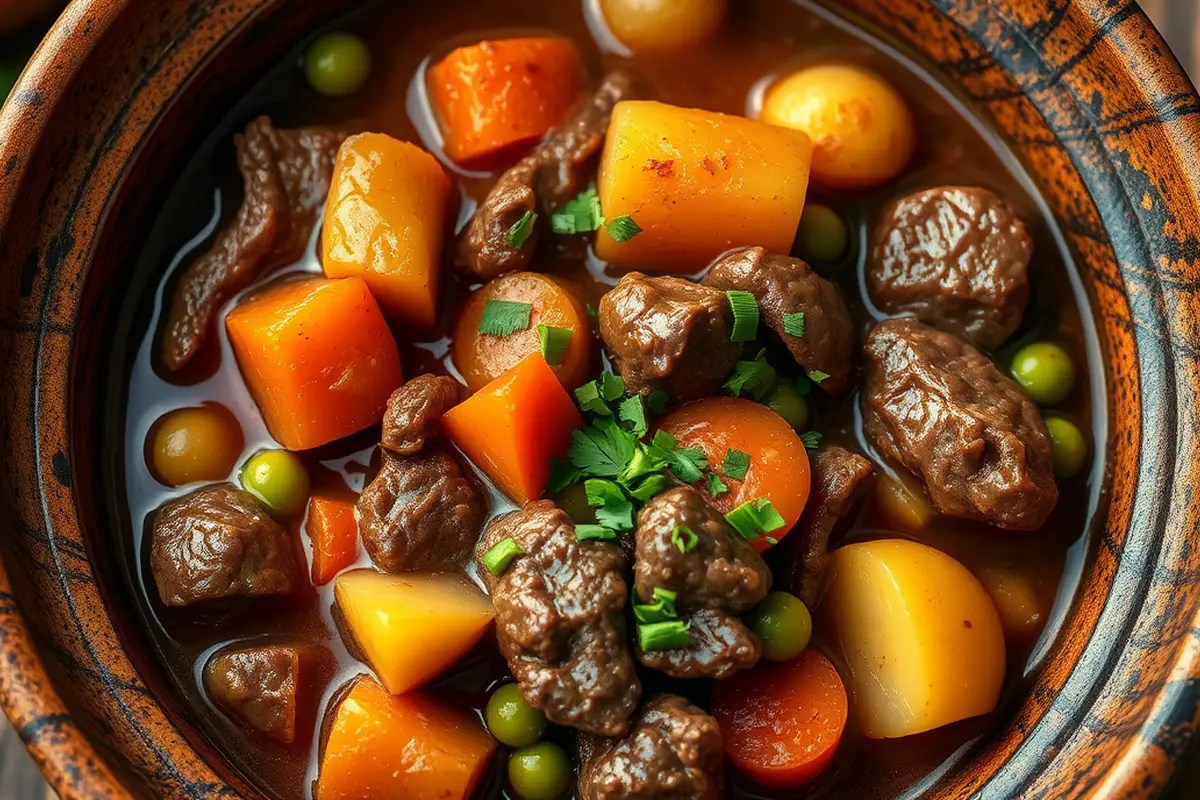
[
  {"left": 1011, "top": 342, "right": 1076, "bottom": 406},
  {"left": 486, "top": 684, "right": 547, "bottom": 748},
  {"left": 240, "top": 449, "right": 310, "bottom": 517},
  {"left": 745, "top": 591, "right": 812, "bottom": 661},
  {"left": 763, "top": 382, "right": 810, "bottom": 431},
  {"left": 304, "top": 32, "right": 371, "bottom": 98},
  {"left": 508, "top": 741, "right": 571, "bottom": 800},
  {"left": 796, "top": 204, "right": 849, "bottom": 264},
  {"left": 1045, "top": 417, "right": 1088, "bottom": 480}
]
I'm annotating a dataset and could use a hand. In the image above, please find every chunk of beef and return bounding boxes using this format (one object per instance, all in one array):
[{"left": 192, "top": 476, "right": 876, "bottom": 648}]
[
  {"left": 786, "top": 447, "right": 875, "bottom": 606},
  {"left": 161, "top": 117, "right": 346, "bottom": 370},
  {"left": 579, "top": 695, "right": 723, "bottom": 800},
  {"left": 150, "top": 484, "right": 300, "bottom": 607},
  {"left": 478, "top": 501, "right": 639, "bottom": 736},
  {"left": 863, "top": 319, "right": 1057, "bottom": 530},
  {"left": 633, "top": 487, "right": 769, "bottom": 679},
  {"left": 203, "top": 644, "right": 303, "bottom": 743},
  {"left": 457, "top": 71, "right": 640, "bottom": 280},
  {"left": 358, "top": 448, "right": 487, "bottom": 573},
  {"left": 704, "top": 246, "right": 855, "bottom": 394},
  {"left": 381, "top": 374, "right": 466, "bottom": 456},
  {"left": 868, "top": 186, "right": 1033, "bottom": 350},
  {"left": 599, "top": 274, "right": 741, "bottom": 403}
]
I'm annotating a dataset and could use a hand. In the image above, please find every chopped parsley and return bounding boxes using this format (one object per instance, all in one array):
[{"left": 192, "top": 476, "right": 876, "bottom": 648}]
[
  {"left": 537, "top": 324, "right": 572, "bottom": 366},
  {"left": 482, "top": 538, "right": 525, "bottom": 576},
  {"left": 672, "top": 525, "right": 699, "bottom": 553},
  {"left": 551, "top": 188, "right": 642, "bottom": 242},
  {"left": 727, "top": 290, "right": 759, "bottom": 343},
  {"left": 618, "top": 395, "right": 648, "bottom": 438},
  {"left": 628, "top": 473, "right": 670, "bottom": 502},
  {"left": 723, "top": 349, "right": 778, "bottom": 400},
  {"left": 606, "top": 215, "right": 643, "bottom": 243},
  {"left": 506, "top": 210, "right": 538, "bottom": 249},
  {"left": 647, "top": 430, "right": 707, "bottom": 483},
  {"left": 576, "top": 524, "right": 617, "bottom": 542},
  {"left": 478, "top": 300, "right": 532, "bottom": 337},
  {"left": 586, "top": 478, "right": 635, "bottom": 532},
  {"left": 800, "top": 430, "right": 823, "bottom": 450},
  {"left": 721, "top": 448, "right": 750, "bottom": 480},
  {"left": 574, "top": 372, "right": 627, "bottom": 416},
  {"left": 706, "top": 471, "right": 729, "bottom": 497},
  {"left": 782, "top": 312, "right": 806, "bottom": 338},
  {"left": 566, "top": 418, "right": 637, "bottom": 479},
  {"left": 725, "top": 497, "right": 786, "bottom": 544},
  {"left": 808, "top": 369, "right": 831, "bottom": 384}
]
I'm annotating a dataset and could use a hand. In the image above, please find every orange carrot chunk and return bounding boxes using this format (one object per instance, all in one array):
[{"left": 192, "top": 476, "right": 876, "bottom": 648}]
[
  {"left": 453, "top": 272, "right": 592, "bottom": 392},
  {"left": 226, "top": 277, "right": 403, "bottom": 451},
  {"left": 427, "top": 37, "right": 586, "bottom": 166},
  {"left": 306, "top": 495, "right": 359, "bottom": 586},
  {"left": 712, "top": 649, "right": 848, "bottom": 787},
  {"left": 323, "top": 133, "right": 453, "bottom": 328},
  {"left": 657, "top": 397, "right": 811, "bottom": 551},
  {"left": 442, "top": 353, "right": 583, "bottom": 504},
  {"left": 317, "top": 678, "right": 496, "bottom": 800}
]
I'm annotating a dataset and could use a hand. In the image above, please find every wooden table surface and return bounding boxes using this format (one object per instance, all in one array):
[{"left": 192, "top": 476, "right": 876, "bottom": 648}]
[{"left": 1, "top": 1, "right": 1198, "bottom": 798}]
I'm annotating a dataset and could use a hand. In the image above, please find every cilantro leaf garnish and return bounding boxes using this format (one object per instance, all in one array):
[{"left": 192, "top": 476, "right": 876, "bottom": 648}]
[
  {"left": 618, "top": 395, "right": 648, "bottom": 438},
  {"left": 723, "top": 349, "right": 777, "bottom": 400},
  {"left": 647, "top": 430, "right": 707, "bottom": 483},
  {"left": 721, "top": 448, "right": 750, "bottom": 480},
  {"left": 647, "top": 389, "right": 669, "bottom": 415},
  {"left": 782, "top": 312, "right": 806, "bottom": 338},
  {"left": 586, "top": 478, "right": 635, "bottom": 532},
  {"left": 808, "top": 369, "right": 831, "bottom": 384},
  {"left": 551, "top": 188, "right": 604, "bottom": 235},
  {"left": 566, "top": 418, "right": 637, "bottom": 478},
  {"left": 706, "top": 472, "right": 729, "bottom": 497},
  {"left": 606, "top": 215, "right": 643, "bottom": 243}
]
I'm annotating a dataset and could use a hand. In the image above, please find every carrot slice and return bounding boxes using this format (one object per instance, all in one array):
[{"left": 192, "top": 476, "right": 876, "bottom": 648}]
[
  {"left": 317, "top": 677, "right": 496, "bottom": 800},
  {"left": 452, "top": 272, "right": 591, "bottom": 392},
  {"left": 306, "top": 496, "right": 359, "bottom": 586},
  {"left": 442, "top": 353, "right": 583, "bottom": 504},
  {"left": 427, "top": 37, "right": 586, "bottom": 166},
  {"left": 711, "top": 649, "right": 848, "bottom": 787},
  {"left": 225, "top": 277, "right": 403, "bottom": 451},
  {"left": 657, "top": 397, "right": 811, "bottom": 551}
]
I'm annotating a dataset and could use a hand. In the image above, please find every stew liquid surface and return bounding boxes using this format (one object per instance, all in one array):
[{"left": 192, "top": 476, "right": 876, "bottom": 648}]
[{"left": 106, "top": 1, "right": 1107, "bottom": 798}]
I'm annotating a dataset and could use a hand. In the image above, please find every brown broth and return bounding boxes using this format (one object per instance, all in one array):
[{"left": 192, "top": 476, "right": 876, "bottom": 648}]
[{"left": 107, "top": 1, "right": 1107, "bottom": 798}]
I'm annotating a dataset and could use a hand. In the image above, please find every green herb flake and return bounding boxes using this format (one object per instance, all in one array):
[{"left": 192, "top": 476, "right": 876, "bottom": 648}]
[
  {"left": 723, "top": 350, "right": 778, "bottom": 400},
  {"left": 647, "top": 430, "right": 708, "bottom": 483},
  {"left": 536, "top": 324, "right": 573, "bottom": 366},
  {"left": 574, "top": 380, "right": 613, "bottom": 416},
  {"left": 506, "top": 210, "right": 538, "bottom": 249},
  {"left": 638, "top": 620, "right": 691, "bottom": 652},
  {"left": 606, "top": 215, "right": 643, "bottom": 243},
  {"left": 576, "top": 524, "right": 617, "bottom": 542},
  {"left": 808, "top": 369, "right": 831, "bottom": 384},
  {"left": 551, "top": 188, "right": 604, "bottom": 235},
  {"left": 478, "top": 300, "right": 532, "bottom": 337},
  {"left": 586, "top": 478, "right": 635, "bottom": 532},
  {"left": 647, "top": 390, "right": 669, "bottom": 415},
  {"left": 671, "top": 524, "right": 699, "bottom": 553},
  {"left": 727, "top": 290, "right": 760, "bottom": 343},
  {"left": 782, "top": 312, "right": 806, "bottom": 338},
  {"left": 800, "top": 430, "right": 823, "bottom": 450},
  {"left": 618, "top": 395, "right": 648, "bottom": 438},
  {"left": 586, "top": 304, "right": 600, "bottom": 321},
  {"left": 724, "top": 497, "right": 787, "bottom": 543},
  {"left": 629, "top": 472, "right": 670, "bottom": 502},
  {"left": 482, "top": 538, "right": 525, "bottom": 576},
  {"left": 566, "top": 418, "right": 638, "bottom": 478},
  {"left": 721, "top": 448, "right": 751, "bottom": 481},
  {"left": 601, "top": 372, "right": 626, "bottom": 402},
  {"left": 707, "top": 472, "right": 729, "bottom": 497}
]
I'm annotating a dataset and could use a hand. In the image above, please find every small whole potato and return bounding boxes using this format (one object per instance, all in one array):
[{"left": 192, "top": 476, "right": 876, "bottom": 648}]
[
  {"left": 599, "top": 0, "right": 727, "bottom": 53},
  {"left": 762, "top": 64, "right": 916, "bottom": 190}
]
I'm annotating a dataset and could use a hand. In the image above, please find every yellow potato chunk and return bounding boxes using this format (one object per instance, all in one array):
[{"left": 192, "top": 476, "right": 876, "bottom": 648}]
[
  {"left": 335, "top": 570, "right": 495, "bottom": 695},
  {"left": 596, "top": 101, "right": 812, "bottom": 272},
  {"left": 761, "top": 65, "right": 916, "bottom": 191},
  {"left": 599, "top": 0, "right": 727, "bottom": 53},
  {"left": 826, "top": 539, "right": 1005, "bottom": 739},
  {"left": 323, "top": 133, "right": 453, "bottom": 327}
]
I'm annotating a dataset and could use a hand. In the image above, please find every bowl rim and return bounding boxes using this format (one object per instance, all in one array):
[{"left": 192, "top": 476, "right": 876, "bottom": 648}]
[{"left": 2, "top": 0, "right": 1200, "bottom": 798}]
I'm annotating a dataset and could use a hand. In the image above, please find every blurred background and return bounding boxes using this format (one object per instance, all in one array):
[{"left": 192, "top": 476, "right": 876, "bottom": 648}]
[{"left": 0, "top": 0, "right": 1198, "bottom": 797}]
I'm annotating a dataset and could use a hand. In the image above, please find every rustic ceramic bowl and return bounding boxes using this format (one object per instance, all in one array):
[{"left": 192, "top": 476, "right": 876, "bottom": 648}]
[{"left": 1, "top": 0, "right": 1199, "bottom": 797}]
